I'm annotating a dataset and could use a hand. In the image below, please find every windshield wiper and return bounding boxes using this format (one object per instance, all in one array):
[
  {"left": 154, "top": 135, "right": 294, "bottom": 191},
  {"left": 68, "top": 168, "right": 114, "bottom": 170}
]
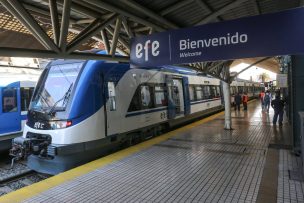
[{"left": 48, "top": 83, "right": 73, "bottom": 115}]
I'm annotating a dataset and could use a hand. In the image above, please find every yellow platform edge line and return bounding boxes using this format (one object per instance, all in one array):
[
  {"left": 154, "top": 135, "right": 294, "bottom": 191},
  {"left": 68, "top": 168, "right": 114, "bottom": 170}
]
[{"left": 0, "top": 111, "right": 225, "bottom": 203}]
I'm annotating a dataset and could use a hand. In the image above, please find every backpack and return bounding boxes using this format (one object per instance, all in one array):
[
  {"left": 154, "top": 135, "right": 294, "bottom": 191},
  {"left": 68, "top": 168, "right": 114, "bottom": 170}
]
[{"left": 264, "top": 94, "right": 270, "bottom": 103}]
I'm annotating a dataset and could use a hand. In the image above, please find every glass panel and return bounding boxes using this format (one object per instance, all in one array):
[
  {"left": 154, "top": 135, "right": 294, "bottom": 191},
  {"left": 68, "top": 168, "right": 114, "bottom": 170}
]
[
  {"left": 108, "top": 82, "right": 116, "bottom": 111},
  {"left": 31, "top": 62, "right": 83, "bottom": 111},
  {"left": 2, "top": 87, "right": 17, "bottom": 113},
  {"left": 141, "top": 86, "right": 151, "bottom": 107},
  {"left": 195, "top": 86, "right": 203, "bottom": 100},
  {"left": 189, "top": 85, "right": 195, "bottom": 101},
  {"left": 21, "top": 87, "right": 34, "bottom": 111},
  {"left": 155, "top": 86, "right": 166, "bottom": 106},
  {"left": 203, "top": 86, "right": 211, "bottom": 99},
  {"left": 216, "top": 86, "right": 220, "bottom": 97}
]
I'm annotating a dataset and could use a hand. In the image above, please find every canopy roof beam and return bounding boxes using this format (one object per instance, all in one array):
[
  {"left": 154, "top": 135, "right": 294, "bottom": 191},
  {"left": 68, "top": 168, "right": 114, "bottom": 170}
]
[
  {"left": 195, "top": 0, "right": 247, "bottom": 25},
  {"left": 0, "top": 47, "right": 129, "bottom": 62}
]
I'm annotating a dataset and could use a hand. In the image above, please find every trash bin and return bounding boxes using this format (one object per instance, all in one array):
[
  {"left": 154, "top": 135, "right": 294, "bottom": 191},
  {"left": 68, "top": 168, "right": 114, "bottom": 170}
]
[{"left": 299, "top": 112, "right": 304, "bottom": 175}]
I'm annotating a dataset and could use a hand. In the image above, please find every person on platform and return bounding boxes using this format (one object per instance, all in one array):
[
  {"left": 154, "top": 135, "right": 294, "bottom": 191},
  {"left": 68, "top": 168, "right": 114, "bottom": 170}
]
[
  {"left": 259, "top": 90, "right": 265, "bottom": 110},
  {"left": 263, "top": 91, "right": 271, "bottom": 112},
  {"left": 271, "top": 95, "right": 285, "bottom": 126},
  {"left": 234, "top": 92, "right": 242, "bottom": 111},
  {"left": 242, "top": 92, "right": 249, "bottom": 111}
]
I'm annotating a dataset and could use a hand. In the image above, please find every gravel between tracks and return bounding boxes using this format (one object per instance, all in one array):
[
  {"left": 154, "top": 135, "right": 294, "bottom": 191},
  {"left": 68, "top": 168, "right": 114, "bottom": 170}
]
[{"left": 0, "top": 161, "right": 50, "bottom": 197}]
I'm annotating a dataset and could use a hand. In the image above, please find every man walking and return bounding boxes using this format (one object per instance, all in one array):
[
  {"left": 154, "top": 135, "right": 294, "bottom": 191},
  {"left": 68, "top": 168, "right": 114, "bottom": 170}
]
[
  {"left": 234, "top": 92, "right": 242, "bottom": 111},
  {"left": 271, "top": 95, "right": 285, "bottom": 126}
]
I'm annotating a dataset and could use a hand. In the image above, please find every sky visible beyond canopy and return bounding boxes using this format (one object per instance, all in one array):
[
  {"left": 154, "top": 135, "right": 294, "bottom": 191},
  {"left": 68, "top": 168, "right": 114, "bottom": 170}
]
[{"left": 230, "top": 63, "right": 276, "bottom": 82}]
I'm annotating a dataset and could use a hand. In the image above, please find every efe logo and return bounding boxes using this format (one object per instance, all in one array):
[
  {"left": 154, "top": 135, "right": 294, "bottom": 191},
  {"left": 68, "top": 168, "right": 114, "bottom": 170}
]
[{"left": 135, "top": 40, "right": 160, "bottom": 61}]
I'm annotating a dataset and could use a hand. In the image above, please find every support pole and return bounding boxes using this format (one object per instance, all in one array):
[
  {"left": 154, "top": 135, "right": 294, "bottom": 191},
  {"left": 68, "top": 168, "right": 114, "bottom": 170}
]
[{"left": 223, "top": 81, "right": 232, "bottom": 130}]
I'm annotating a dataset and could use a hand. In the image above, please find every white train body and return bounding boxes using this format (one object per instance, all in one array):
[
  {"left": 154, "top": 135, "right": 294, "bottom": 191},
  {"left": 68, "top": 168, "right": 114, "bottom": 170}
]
[{"left": 13, "top": 59, "right": 260, "bottom": 174}]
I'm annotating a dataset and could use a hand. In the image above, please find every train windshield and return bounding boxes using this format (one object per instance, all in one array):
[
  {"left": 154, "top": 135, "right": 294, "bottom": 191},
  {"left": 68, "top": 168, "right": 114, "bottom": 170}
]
[{"left": 30, "top": 62, "right": 83, "bottom": 112}]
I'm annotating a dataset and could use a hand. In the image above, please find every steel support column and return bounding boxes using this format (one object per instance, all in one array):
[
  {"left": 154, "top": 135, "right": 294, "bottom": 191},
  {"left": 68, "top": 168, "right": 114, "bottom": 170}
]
[
  {"left": 7, "top": 0, "right": 60, "bottom": 52},
  {"left": 110, "top": 17, "right": 122, "bottom": 56},
  {"left": 59, "top": 0, "right": 72, "bottom": 51},
  {"left": 101, "top": 30, "right": 110, "bottom": 54},
  {"left": 49, "top": 0, "right": 60, "bottom": 45},
  {"left": 66, "top": 14, "right": 118, "bottom": 53},
  {"left": 223, "top": 81, "right": 232, "bottom": 130}
]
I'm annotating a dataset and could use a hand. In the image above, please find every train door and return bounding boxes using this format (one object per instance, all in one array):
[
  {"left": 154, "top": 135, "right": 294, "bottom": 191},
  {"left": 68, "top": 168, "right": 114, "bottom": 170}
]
[
  {"left": 105, "top": 81, "right": 120, "bottom": 137},
  {"left": 166, "top": 75, "right": 185, "bottom": 119},
  {"left": 0, "top": 82, "right": 21, "bottom": 135}
]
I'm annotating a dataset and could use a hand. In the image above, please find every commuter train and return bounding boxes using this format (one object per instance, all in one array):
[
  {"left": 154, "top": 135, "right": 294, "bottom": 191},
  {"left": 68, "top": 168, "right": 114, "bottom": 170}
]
[
  {"left": 10, "top": 58, "right": 264, "bottom": 174},
  {"left": 0, "top": 67, "right": 41, "bottom": 152},
  {"left": 0, "top": 81, "right": 36, "bottom": 152}
]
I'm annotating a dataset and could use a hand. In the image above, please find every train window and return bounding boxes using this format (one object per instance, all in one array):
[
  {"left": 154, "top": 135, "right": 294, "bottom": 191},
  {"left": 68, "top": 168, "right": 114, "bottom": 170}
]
[
  {"left": 195, "top": 86, "right": 203, "bottom": 100},
  {"left": 21, "top": 87, "right": 34, "bottom": 111},
  {"left": 189, "top": 85, "right": 195, "bottom": 101},
  {"left": 108, "top": 82, "right": 116, "bottom": 111},
  {"left": 216, "top": 86, "right": 221, "bottom": 98},
  {"left": 154, "top": 85, "right": 167, "bottom": 107},
  {"left": 210, "top": 86, "right": 216, "bottom": 98},
  {"left": 128, "top": 89, "right": 141, "bottom": 112},
  {"left": 2, "top": 87, "right": 17, "bottom": 113},
  {"left": 141, "top": 86, "right": 152, "bottom": 108},
  {"left": 203, "top": 86, "right": 211, "bottom": 99}
]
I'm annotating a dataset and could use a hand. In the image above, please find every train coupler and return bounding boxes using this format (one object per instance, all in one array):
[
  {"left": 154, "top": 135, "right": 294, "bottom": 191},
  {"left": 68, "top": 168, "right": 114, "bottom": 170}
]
[{"left": 9, "top": 137, "right": 32, "bottom": 168}]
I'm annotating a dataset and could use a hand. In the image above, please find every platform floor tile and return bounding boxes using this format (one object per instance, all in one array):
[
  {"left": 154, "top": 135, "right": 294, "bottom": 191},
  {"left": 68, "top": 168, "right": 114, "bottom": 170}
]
[
  {"left": 277, "top": 150, "right": 304, "bottom": 203},
  {"left": 22, "top": 103, "right": 283, "bottom": 203}
]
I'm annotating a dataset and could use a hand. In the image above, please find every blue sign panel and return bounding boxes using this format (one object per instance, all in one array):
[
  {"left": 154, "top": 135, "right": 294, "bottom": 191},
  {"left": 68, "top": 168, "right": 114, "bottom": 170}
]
[{"left": 130, "top": 7, "right": 304, "bottom": 66}]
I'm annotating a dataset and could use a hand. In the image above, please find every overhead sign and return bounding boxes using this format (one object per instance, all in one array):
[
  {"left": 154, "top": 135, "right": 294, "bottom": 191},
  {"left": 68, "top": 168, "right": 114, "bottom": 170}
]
[
  {"left": 130, "top": 7, "right": 304, "bottom": 66},
  {"left": 277, "top": 74, "right": 288, "bottom": 87}
]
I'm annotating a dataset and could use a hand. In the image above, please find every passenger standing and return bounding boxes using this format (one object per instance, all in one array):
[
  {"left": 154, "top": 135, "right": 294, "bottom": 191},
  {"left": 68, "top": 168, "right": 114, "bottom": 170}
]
[
  {"left": 242, "top": 92, "right": 249, "bottom": 111},
  {"left": 271, "top": 95, "right": 285, "bottom": 126},
  {"left": 259, "top": 90, "right": 265, "bottom": 110},
  {"left": 263, "top": 91, "right": 271, "bottom": 112},
  {"left": 234, "top": 93, "right": 242, "bottom": 111}
]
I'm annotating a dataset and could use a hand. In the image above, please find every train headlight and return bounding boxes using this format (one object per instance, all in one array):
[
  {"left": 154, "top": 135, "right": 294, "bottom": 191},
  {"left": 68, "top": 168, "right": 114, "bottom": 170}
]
[{"left": 49, "top": 120, "right": 72, "bottom": 129}]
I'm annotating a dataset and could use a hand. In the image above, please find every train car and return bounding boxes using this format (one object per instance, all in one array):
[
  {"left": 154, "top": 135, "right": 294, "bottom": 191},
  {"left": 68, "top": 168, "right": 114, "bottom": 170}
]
[
  {"left": 230, "top": 80, "right": 263, "bottom": 105},
  {"left": 0, "top": 81, "right": 36, "bottom": 151},
  {"left": 10, "top": 58, "right": 263, "bottom": 174}
]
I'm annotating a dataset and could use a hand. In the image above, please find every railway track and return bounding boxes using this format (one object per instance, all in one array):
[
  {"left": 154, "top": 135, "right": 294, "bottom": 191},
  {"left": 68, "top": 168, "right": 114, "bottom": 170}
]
[{"left": 0, "top": 155, "right": 51, "bottom": 197}]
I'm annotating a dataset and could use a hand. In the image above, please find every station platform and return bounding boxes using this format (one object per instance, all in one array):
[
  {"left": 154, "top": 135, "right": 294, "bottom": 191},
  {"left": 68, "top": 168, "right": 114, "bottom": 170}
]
[{"left": 1, "top": 100, "right": 303, "bottom": 203}]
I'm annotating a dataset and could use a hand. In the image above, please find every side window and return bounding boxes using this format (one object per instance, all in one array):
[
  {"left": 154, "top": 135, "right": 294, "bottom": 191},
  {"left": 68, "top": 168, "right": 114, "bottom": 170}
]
[
  {"left": 189, "top": 85, "right": 195, "bottom": 101},
  {"left": 195, "top": 86, "right": 203, "bottom": 100},
  {"left": 210, "top": 86, "right": 216, "bottom": 98},
  {"left": 203, "top": 86, "right": 211, "bottom": 99},
  {"left": 141, "top": 86, "right": 152, "bottom": 108},
  {"left": 128, "top": 88, "right": 141, "bottom": 112},
  {"left": 2, "top": 87, "right": 17, "bottom": 113},
  {"left": 238, "top": 86, "right": 243, "bottom": 94},
  {"left": 21, "top": 87, "right": 34, "bottom": 111},
  {"left": 155, "top": 85, "right": 167, "bottom": 107},
  {"left": 216, "top": 86, "right": 220, "bottom": 97},
  {"left": 108, "top": 82, "right": 116, "bottom": 111}
]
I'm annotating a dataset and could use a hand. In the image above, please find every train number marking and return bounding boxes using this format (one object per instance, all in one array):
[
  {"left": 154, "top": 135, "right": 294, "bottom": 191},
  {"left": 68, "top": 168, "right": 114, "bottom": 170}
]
[{"left": 34, "top": 122, "right": 44, "bottom": 129}]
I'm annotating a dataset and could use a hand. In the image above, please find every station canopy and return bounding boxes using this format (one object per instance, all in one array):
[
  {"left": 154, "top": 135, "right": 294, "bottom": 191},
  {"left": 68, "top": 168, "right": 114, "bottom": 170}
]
[{"left": 0, "top": 0, "right": 301, "bottom": 77}]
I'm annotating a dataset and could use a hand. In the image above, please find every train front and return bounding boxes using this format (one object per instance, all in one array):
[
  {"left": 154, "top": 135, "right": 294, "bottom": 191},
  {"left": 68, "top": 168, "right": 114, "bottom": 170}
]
[{"left": 10, "top": 60, "right": 106, "bottom": 174}]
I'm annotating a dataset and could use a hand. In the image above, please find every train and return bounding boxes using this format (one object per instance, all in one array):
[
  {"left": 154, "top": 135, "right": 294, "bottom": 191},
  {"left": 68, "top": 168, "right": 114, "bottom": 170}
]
[
  {"left": 10, "top": 57, "right": 264, "bottom": 174},
  {"left": 0, "top": 67, "right": 41, "bottom": 152}
]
